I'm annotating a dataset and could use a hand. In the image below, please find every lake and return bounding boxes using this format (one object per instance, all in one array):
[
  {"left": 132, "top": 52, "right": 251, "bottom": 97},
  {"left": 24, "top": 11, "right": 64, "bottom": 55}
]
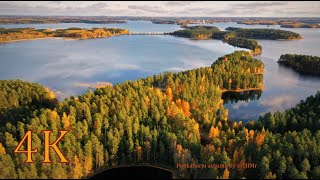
[{"left": 1, "top": 20, "right": 320, "bottom": 121}]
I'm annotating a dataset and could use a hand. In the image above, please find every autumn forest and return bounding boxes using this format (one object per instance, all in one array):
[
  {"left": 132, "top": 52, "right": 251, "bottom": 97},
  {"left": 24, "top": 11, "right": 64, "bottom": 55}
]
[{"left": 1, "top": 50, "right": 320, "bottom": 179}]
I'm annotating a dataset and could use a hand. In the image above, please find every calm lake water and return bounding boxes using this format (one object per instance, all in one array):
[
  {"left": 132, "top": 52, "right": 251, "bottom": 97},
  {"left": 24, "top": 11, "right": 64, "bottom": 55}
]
[{"left": 0, "top": 20, "right": 320, "bottom": 121}]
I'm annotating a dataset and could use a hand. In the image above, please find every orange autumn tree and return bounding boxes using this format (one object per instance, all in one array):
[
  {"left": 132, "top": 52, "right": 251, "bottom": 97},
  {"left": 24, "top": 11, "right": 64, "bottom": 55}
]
[
  {"left": 256, "top": 127, "right": 266, "bottom": 149},
  {"left": 71, "top": 155, "right": 83, "bottom": 179},
  {"left": 222, "top": 168, "right": 230, "bottom": 179},
  {"left": 175, "top": 99, "right": 192, "bottom": 118},
  {"left": 209, "top": 126, "right": 220, "bottom": 139},
  {"left": 165, "top": 86, "right": 173, "bottom": 102}
]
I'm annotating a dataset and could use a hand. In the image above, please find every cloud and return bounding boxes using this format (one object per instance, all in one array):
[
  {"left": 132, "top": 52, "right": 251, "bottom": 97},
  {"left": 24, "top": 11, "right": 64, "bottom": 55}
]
[
  {"left": 165, "top": 1, "right": 195, "bottom": 6},
  {"left": 178, "top": 8, "right": 233, "bottom": 15},
  {"left": 259, "top": 94, "right": 298, "bottom": 113},
  {"left": 128, "top": 5, "right": 168, "bottom": 14},
  {"left": 231, "top": 101, "right": 249, "bottom": 110},
  {"left": 48, "top": 1, "right": 63, "bottom": 5},
  {"left": 87, "top": 2, "right": 108, "bottom": 9},
  {"left": 235, "top": 1, "right": 289, "bottom": 8},
  {"left": 164, "top": 67, "right": 187, "bottom": 72}
]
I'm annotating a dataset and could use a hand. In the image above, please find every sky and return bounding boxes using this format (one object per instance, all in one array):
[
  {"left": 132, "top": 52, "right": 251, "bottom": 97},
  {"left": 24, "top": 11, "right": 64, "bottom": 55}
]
[{"left": 0, "top": 1, "right": 319, "bottom": 17}]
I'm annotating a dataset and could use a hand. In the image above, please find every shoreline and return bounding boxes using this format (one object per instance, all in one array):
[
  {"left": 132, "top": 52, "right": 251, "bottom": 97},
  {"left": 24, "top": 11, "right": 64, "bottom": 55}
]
[
  {"left": 0, "top": 34, "right": 129, "bottom": 44},
  {"left": 0, "top": 37, "right": 66, "bottom": 43},
  {"left": 221, "top": 87, "right": 264, "bottom": 93}
]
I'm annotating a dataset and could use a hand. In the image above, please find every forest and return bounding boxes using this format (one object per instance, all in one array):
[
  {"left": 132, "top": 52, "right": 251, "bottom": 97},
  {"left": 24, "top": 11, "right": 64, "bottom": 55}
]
[
  {"left": 1, "top": 51, "right": 319, "bottom": 179},
  {"left": 278, "top": 54, "right": 320, "bottom": 75},
  {"left": 233, "top": 28, "right": 301, "bottom": 40},
  {"left": 170, "top": 26, "right": 220, "bottom": 39},
  {"left": 280, "top": 24, "right": 320, "bottom": 28},
  {"left": 0, "top": 27, "right": 129, "bottom": 43},
  {"left": 172, "top": 26, "right": 301, "bottom": 56},
  {"left": 223, "top": 37, "right": 262, "bottom": 55}
]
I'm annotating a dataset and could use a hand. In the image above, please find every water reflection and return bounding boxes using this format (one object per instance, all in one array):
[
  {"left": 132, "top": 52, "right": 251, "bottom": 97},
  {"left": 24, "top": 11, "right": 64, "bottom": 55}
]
[{"left": 222, "top": 90, "right": 262, "bottom": 104}]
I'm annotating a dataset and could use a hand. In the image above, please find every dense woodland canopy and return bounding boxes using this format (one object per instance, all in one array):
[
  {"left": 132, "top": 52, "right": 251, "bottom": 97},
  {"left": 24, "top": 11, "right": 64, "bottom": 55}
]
[
  {"left": 171, "top": 26, "right": 220, "bottom": 39},
  {"left": 172, "top": 26, "right": 301, "bottom": 56},
  {"left": 0, "top": 27, "right": 129, "bottom": 43},
  {"left": 278, "top": 54, "right": 320, "bottom": 75},
  {"left": 280, "top": 24, "right": 320, "bottom": 28},
  {"left": 1, "top": 50, "right": 320, "bottom": 179},
  {"left": 228, "top": 28, "right": 302, "bottom": 40},
  {"left": 223, "top": 37, "right": 262, "bottom": 55}
]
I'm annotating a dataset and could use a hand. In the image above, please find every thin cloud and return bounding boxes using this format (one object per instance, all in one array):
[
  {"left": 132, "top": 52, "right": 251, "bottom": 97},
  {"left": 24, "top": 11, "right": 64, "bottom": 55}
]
[
  {"left": 234, "top": 1, "right": 289, "bottom": 8},
  {"left": 48, "top": 1, "right": 63, "bottom": 5},
  {"left": 165, "top": 1, "right": 195, "bottom": 6},
  {"left": 128, "top": 5, "right": 168, "bottom": 14}
]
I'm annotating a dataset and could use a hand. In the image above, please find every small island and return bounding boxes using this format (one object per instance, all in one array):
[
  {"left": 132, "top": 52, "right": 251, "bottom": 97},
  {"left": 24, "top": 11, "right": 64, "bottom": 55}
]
[
  {"left": 237, "top": 19, "right": 320, "bottom": 28},
  {"left": 278, "top": 54, "right": 320, "bottom": 75},
  {"left": 170, "top": 26, "right": 220, "bottom": 39},
  {"left": 0, "top": 27, "right": 129, "bottom": 43},
  {"left": 222, "top": 27, "right": 302, "bottom": 40},
  {"left": 280, "top": 23, "right": 320, "bottom": 28}
]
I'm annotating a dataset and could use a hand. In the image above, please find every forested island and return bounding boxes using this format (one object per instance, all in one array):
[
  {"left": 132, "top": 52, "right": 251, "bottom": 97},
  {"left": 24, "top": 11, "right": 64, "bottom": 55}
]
[
  {"left": 280, "top": 23, "right": 320, "bottom": 28},
  {"left": 171, "top": 26, "right": 301, "bottom": 55},
  {"left": 221, "top": 27, "right": 302, "bottom": 40},
  {"left": 0, "top": 27, "right": 129, "bottom": 43},
  {"left": 170, "top": 26, "right": 220, "bottom": 39},
  {"left": 278, "top": 54, "right": 320, "bottom": 75},
  {"left": 238, "top": 20, "right": 320, "bottom": 28}
]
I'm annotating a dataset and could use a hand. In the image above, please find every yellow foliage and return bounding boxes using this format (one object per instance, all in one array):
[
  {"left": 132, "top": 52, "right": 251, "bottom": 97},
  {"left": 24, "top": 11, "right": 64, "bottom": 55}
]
[
  {"left": 232, "top": 149, "right": 239, "bottom": 163},
  {"left": 137, "top": 146, "right": 143, "bottom": 162},
  {"left": 156, "top": 88, "right": 163, "bottom": 99},
  {"left": 222, "top": 168, "right": 230, "bottom": 179},
  {"left": 176, "top": 144, "right": 183, "bottom": 153},
  {"left": 193, "top": 123, "right": 201, "bottom": 141},
  {"left": 72, "top": 155, "right": 83, "bottom": 179},
  {"left": 181, "top": 100, "right": 191, "bottom": 117},
  {"left": 0, "top": 143, "right": 6, "bottom": 154},
  {"left": 256, "top": 130, "right": 266, "bottom": 148},
  {"left": 165, "top": 86, "right": 173, "bottom": 102},
  {"left": 62, "top": 112, "right": 70, "bottom": 130},
  {"left": 209, "top": 126, "right": 220, "bottom": 139},
  {"left": 50, "top": 110, "right": 58, "bottom": 122},
  {"left": 249, "top": 130, "right": 255, "bottom": 141},
  {"left": 144, "top": 96, "right": 150, "bottom": 107},
  {"left": 84, "top": 155, "right": 93, "bottom": 174}
]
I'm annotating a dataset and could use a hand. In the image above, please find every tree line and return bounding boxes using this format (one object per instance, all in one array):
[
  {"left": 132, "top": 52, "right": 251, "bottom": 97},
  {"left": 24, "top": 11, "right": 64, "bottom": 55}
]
[
  {"left": 278, "top": 54, "right": 320, "bottom": 75},
  {"left": 0, "top": 27, "right": 129, "bottom": 43},
  {"left": 172, "top": 26, "right": 302, "bottom": 56}
]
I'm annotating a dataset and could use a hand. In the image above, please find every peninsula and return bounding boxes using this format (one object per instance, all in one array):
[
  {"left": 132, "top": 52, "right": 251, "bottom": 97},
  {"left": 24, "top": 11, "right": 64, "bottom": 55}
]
[{"left": 0, "top": 27, "right": 129, "bottom": 43}]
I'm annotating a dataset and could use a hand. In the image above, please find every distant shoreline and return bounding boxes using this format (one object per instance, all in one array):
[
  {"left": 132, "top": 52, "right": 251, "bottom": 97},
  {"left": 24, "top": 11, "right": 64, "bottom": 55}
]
[{"left": 0, "top": 37, "right": 66, "bottom": 43}]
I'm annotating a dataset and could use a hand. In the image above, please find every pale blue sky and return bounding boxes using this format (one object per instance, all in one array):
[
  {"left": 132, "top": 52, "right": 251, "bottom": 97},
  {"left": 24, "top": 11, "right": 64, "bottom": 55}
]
[{"left": 0, "top": 1, "right": 319, "bottom": 17}]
